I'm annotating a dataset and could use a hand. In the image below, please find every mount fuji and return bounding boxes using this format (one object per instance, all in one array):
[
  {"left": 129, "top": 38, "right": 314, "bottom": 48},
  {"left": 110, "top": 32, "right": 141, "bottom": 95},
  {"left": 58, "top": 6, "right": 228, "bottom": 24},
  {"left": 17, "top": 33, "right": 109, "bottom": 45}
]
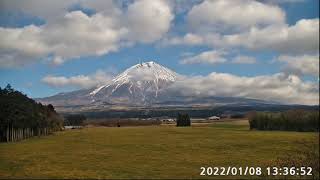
[
  {"left": 38, "top": 61, "right": 277, "bottom": 109},
  {"left": 39, "top": 61, "right": 181, "bottom": 106},
  {"left": 89, "top": 61, "right": 179, "bottom": 104}
]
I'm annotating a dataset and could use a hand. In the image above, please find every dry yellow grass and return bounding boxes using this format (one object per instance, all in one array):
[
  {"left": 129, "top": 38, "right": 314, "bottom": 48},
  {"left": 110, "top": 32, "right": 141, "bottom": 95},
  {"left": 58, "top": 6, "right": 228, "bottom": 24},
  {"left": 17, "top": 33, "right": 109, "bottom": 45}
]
[{"left": 0, "top": 121, "right": 318, "bottom": 179}]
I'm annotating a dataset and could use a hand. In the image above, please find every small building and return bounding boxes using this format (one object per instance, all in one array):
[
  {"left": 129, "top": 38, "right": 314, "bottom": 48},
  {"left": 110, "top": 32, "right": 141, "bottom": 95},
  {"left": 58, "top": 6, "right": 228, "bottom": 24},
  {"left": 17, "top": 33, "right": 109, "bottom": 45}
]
[
  {"left": 208, "top": 116, "right": 220, "bottom": 120},
  {"left": 161, "top": 118, "right": 176, "bottom": 123}
]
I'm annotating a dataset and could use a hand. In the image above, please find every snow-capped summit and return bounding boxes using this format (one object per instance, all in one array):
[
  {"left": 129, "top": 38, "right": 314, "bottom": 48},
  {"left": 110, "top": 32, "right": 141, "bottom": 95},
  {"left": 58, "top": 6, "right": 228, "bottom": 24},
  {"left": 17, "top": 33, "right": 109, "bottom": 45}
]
[
  {"left": 38, "top": 61, "right": 281, "bottom": 108},
  {"left": 89, "top": 61, "right": 179, "bottom": 104},
  {"left": 111, "top": 61, "right": 177, "bottom": 86}
]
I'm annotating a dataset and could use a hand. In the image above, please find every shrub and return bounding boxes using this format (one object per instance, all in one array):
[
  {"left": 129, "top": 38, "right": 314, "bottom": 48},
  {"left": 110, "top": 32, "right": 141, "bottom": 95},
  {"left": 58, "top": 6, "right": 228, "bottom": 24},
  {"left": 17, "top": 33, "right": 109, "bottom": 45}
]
[{"left": 176, "top": 113, "right": 191, "bottom": 127}]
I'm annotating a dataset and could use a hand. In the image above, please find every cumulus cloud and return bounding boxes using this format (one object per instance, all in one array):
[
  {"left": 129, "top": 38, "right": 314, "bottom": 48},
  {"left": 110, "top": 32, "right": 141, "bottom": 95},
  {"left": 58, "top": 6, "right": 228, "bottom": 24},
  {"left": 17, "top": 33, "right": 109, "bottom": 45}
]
[
  {"left": 161, "top": 0, "right": 319, "bottom": 56},
  {"left": 187, "top": 0, "right": 285, "bottom": 33},
  {"left": 126, "top": 0, "right": 173, "bottom": 43},
  {"left": 0, "top": 11, "right": 125, "bottom": 66},
  {"left": 231, "top": 55, "right": 257, "bottom": 64},
  {"left": 163, "top": 18, "right": 319, "bottom": 55},
  {"left": 168, "top": 72, "right": 319, "bottom": 105},
  {"left": 0, "top": 0, "right": 174, "bottom": 67},
  {"left": 278, "top": 54, "right": 319, "bottom": 77},
  {"left": 223, "top": 18, "right": 319, "bottom": 54},
  {"left": 180, "top": 50, "right": 227, "bottom": 65},
  {"left": 0, "top": 0, "right": 126, "bottom": 21},
  {"left": 180, "top": 50, "right": 257, "bottom": 65},
  {"left": 162, "top": 33, "right": 204, "bottom": 46},
  {"left": 0, "top": 25, "right": 49, "bottom": 68},
  {"left": 42, "top": 70, "right": 114, "bottom": 88},
  {"left": 0, "top": 0, "right": 77, "bottom": 21}
]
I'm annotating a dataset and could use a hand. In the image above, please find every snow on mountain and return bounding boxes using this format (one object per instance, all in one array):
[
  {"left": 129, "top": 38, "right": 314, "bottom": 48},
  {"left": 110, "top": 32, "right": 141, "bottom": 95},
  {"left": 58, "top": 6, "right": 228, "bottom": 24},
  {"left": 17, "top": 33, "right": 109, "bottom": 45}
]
[
  {"left": 88, "top": 61, "right": 179, "bottom": 104},
  {"left": 37, "top": 61, "right": 282, "bottom": 108}
]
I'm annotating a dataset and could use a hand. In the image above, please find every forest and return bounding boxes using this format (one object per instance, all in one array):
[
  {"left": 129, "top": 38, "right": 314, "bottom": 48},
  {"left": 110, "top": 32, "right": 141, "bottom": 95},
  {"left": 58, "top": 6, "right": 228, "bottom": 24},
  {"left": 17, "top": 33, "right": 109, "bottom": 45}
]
[{"left": 0, "top": 84, "right": 63, "bottom": 142}]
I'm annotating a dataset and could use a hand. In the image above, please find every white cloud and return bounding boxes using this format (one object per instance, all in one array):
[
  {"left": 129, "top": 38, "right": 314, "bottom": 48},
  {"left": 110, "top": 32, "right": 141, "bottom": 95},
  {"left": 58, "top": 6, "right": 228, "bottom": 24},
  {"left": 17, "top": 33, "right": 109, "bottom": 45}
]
[
  {"left": 180, "top": 50, "right": 227, "bottom": 65},
  {"left": 162, "top": 33, "right": 204, "bottom": 46},
  {"left": 0, "top": 0, "right": 77, "bottom": 21},
  {"left": 179, "top": 50, "right": 257, "bottom": 65},
  {"left": 180, "top": 51, "right": 195, "bottom": 57},
  {"left": 52, "top": 56, "right": 64, "bottom": 65},
  {"left": 42, "top": 70, "right": 114, "bottom": 88},
  {"left": 78, "top": 0, "right": 122, "bottom": 16},
  {"left": 0, "top": 11, "right": 125, "bottom": 66},
  {"left": 126, "top": 0, "right": 173, "bottom": 43},
  {"left": 223, "top": 18, "right": 319, "bottom": 54},
  {"left": 163, "top": 18, "right": 319, "bottom": 55},
  {"left": 44, "top": 11, "right": 126, "bottom": 64},
  {"left": 259, "top": 0, "right": 305, "bottom": 4},
  {"left": 187, "top": 0, "right": 285, "bottom": 33},
  {"left": 0, "top": 0, "right": 124, "bottom": 21},
  {"left": 0, "top": 25, "right": 49, "bottom": 68},
  {"left": 161, "top": 1, "right": 319, "bottom": 56},
  {"left": 278, "top": 54, "right": 319, "bottom": 77},
  {"left": 168, "top": 72, "right": 319, "bottom": 105},
  {"left": 0, "top": 0, "right": 174, "bottom": 67},
  {"left": 231, "top": 55, "right": 257, "bottom": 64}
]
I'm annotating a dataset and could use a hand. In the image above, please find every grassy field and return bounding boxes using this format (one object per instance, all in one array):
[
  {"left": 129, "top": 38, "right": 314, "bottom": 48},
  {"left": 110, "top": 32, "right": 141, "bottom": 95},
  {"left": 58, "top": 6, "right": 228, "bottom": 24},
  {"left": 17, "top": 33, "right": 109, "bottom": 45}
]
[{"left": 0, "top": 120, "right": 318, "bottom": 179}]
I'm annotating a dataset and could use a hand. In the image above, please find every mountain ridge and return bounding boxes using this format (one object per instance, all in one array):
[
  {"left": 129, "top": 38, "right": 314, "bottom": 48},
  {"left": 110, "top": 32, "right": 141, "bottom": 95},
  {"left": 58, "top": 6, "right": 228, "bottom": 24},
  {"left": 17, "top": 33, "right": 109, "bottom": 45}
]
[{"left": 38, "top": 61, "right": 284, "bottom": 108}]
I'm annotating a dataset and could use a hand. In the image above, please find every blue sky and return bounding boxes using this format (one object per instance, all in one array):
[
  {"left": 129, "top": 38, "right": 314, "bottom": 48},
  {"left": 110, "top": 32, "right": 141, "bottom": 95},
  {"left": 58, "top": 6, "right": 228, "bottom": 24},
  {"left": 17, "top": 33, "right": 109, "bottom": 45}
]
[{"left": 0, "top": 0, "right": 319, "bottom": 105}]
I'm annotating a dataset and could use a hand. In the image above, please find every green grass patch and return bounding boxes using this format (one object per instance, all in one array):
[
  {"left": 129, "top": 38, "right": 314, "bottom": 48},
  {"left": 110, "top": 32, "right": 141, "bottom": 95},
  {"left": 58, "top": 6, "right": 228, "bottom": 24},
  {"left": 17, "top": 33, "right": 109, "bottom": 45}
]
[{"left": 0, "top": 121, "right": 318, "bottom": 179}]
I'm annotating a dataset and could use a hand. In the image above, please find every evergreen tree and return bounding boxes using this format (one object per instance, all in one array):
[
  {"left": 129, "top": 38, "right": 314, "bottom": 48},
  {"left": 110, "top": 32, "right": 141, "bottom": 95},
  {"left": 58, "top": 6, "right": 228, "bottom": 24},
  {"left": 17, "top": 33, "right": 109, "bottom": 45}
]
[
  {"left": 176, "top": 113, "right": 191, "bottom": 127},
  {"left": 0, "top": 84, "right": 63, "bottom": 142}
]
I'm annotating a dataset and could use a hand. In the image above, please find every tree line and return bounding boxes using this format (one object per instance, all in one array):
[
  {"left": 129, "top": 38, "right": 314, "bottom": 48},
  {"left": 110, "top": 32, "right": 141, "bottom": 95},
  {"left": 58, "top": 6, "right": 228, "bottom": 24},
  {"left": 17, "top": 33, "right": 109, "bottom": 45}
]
[
  {"left": 64, "top": 114, "right": 86, "bottom": 126},
  {"left": 248, "top": 110, "right": 319, "bottom": 132},
  {"left": 0, "top": 84, "right": 64, "bottom": 142}
]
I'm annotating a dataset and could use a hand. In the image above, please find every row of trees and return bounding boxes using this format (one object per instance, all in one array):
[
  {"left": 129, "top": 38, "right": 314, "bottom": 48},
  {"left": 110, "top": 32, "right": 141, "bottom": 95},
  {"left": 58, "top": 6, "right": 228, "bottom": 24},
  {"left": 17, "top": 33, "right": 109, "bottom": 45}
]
[
  {"left": 249, "top": 110, "right": 319, "bottom": 132},
  {"left": 0, "top": 84, "right": 64, "bottom": 142}
]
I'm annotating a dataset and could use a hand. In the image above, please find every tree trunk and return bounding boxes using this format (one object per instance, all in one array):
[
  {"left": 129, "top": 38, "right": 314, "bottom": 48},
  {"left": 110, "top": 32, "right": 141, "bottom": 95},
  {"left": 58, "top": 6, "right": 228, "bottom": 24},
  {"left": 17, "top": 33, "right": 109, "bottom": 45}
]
[
  {"left": 10, "top": 128, "right": 12, "bottom": 142},
  {"left": 12, "top": 127, "right": 14, "bottom": 142},
  {"left": 14, "top": 128, "right": 16, "bottom": 142},
  {"left": 6, "top": 126, "right": 9, "bottom": 142}
]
